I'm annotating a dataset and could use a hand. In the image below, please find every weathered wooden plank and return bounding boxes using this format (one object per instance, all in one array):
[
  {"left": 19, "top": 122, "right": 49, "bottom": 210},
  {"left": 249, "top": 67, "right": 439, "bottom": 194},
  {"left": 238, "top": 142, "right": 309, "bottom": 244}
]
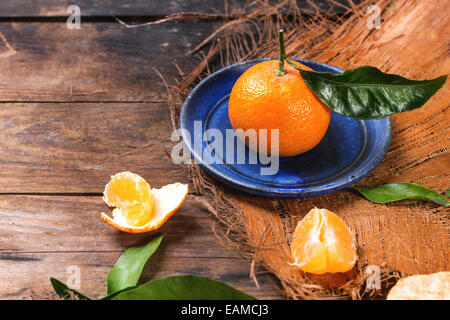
[
  {"left": 0, "top": 195, "right": 232, "bottom": 256},
  {"left": 0, "top": 103, "right": 190, "bottom": 193},
  {"left": 0, "top": 22, "right": 216, "bottom": 101},
  {"left": 0, "top": 0, "right": 236, "bottom": 17},
  {"left": 0, "top": 195, "right": 282, "bottom": 299},
  {"left": 0, "top": 252, "right": 282, "bottom": 299},
  {"left": 0, "top": 1, "right": 355, "bottom": 17}
]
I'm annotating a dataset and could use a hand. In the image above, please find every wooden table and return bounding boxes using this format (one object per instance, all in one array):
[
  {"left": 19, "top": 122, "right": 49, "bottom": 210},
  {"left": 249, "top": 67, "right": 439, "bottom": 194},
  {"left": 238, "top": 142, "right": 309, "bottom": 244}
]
[{"left": 0, "top": 1, "right": 293, "bottom": 300}]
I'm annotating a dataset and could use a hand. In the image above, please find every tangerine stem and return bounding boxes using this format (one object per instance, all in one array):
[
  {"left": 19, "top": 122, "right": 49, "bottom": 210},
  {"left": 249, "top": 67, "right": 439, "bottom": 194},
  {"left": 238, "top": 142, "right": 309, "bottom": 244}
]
[{"left": 276, "top": 29, "right": 286, "bottom": 76}]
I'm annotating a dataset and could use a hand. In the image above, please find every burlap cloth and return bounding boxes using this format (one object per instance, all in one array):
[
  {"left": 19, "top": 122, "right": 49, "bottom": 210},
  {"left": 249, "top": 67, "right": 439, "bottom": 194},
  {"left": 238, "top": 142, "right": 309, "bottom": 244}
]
[{"left": 169, "top": 0, "right": 449, "bottom": 299}]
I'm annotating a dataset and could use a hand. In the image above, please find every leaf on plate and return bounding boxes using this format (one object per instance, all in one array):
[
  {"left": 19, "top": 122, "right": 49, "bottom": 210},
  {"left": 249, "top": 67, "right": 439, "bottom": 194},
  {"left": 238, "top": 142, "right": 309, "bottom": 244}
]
[
  {"left": 111, "top": 275, "right": 256, "bottom": 300},
  {"left": 287, "top": 60, "right": 447, "bottom": 119},
  {"left": 50, "top": 277, "right": 91, "bottom": 300},
  {"left": 352, "top": 182, "right": 450, "bottom": 207},
  {"left": 107, "top": 235, "right": 163, "bottom": 295}
]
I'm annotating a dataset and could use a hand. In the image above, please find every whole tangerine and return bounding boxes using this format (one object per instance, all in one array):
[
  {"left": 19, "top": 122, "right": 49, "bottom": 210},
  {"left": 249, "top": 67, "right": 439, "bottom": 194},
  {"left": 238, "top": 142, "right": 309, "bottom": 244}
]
[{"left": 228, "top": 32, "right": 331, "bottom": 157}]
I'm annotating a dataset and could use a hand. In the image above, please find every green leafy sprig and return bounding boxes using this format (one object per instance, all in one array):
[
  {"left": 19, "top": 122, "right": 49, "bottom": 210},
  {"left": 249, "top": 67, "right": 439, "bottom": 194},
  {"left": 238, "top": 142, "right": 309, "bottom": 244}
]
[
  {"left": 277, "top": 30, "right": 447, "bottom": 120},
  {"left": 51, "top": 235, "right": 254, "bottom": 300}
]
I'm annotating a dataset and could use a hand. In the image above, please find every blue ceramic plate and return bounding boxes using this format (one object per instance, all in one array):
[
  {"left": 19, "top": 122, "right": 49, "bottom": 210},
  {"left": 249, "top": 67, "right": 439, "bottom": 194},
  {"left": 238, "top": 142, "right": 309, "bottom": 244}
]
[{"left": 180, "top": 58, "right": 391, "bottom": 197}]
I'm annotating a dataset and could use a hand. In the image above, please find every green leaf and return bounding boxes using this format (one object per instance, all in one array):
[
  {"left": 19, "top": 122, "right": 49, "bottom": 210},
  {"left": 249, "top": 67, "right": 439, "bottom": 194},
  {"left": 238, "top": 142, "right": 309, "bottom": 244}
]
[
  {"left": 50, "top": 278, "right": 91, "bottom": 300},
  {"left": 446, "top": 187, "right": 450, "bottom": 197},
  {"left": 111, "top": 275, "right": 256, "bottom": 300},
  {"left": 101, "top": 286, "right": 138, "bottom": 300},
  {"left": 107, "top": 235, "right": 163, "bottom": 295},
  {"left": 287, "top": 60, "right": 447, "bottom": 119},
  {"left": 352, "top": 182, "right": 450, "bottom": 207}
]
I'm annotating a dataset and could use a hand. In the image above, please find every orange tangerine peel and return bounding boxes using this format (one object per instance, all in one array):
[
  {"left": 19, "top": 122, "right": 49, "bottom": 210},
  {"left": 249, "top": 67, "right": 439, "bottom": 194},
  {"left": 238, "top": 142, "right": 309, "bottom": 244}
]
[
  {"left": 290, "top": 208, "right": 357, "bottom": 274},
  {"left": 101, "top": 172, "right": 188, "bottom": 233},
  {"left": 387, "top": 272, "right": 450, "bottom": 300}
]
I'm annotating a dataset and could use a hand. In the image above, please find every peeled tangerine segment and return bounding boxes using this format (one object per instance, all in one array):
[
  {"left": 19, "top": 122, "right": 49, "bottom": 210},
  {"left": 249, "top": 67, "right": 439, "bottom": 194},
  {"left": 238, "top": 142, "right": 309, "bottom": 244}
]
[
  {"left": 291, "top": 208, "right": 357, "bottom": 274},
  {"left": 101, "top": 172, "right": 188, "bottom": 233},
  {"left": 103, "top": 172, "right": 154, "bottom": 227},
  {"left": 387, "top": 272, "right": 450, "bottom": 300}
]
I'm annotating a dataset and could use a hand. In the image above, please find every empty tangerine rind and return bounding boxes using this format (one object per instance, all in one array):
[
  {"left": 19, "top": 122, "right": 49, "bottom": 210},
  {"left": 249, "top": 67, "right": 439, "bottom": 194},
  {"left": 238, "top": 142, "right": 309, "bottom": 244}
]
[
  {"left": 290, "top": 208, "right": 357, "bottom": 274},
  {"left": 101, "top": 182, "right": 189, "bottom": 233}
]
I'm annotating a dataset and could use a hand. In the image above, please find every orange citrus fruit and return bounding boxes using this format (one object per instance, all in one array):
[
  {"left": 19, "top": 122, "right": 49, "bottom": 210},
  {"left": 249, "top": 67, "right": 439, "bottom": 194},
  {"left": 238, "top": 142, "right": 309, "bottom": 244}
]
[
  {"left": 290, "top": 208, "right": 357, "bottom": 274},
  {"left": 228, "top": 60, "right": 331, "bottom": 157},
  {"left": 101, "top": 172, "right": 188, "bottom": 233},
  {"left": 103, "top": 172, "right": 154, "bottom": 227},
  {"left": 387, "top": 272, "right": 450, "bottom": 300}
]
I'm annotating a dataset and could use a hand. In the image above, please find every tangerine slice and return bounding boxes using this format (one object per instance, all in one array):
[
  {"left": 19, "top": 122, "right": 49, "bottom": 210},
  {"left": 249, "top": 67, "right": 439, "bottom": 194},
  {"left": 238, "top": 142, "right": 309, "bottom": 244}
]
[
  {"left": 103, "top": 172, "right": 154, "bottom": 227},
  {"left": 387, "top": 272, "right": 450, "bottom": 300},
  {"left": 101, "top": 172, "right": 188, "bottom": 233},
  {"left": 290, "top": 208, "right": 357, "bottom": 274}
]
